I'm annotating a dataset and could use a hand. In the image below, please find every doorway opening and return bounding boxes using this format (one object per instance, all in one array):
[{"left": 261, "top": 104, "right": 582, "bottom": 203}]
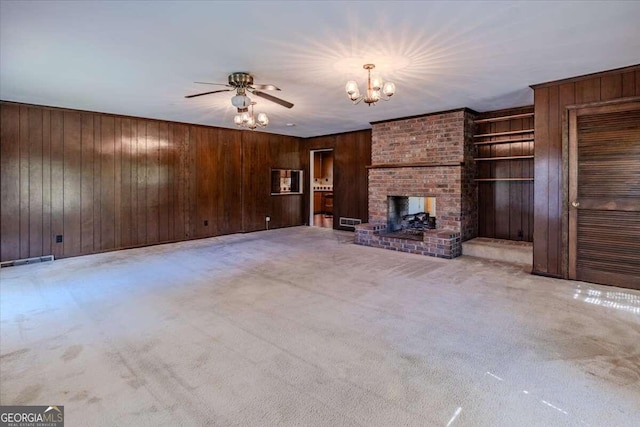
[{"left": 310, "top": 149, "right": 334, "bottom": 228}]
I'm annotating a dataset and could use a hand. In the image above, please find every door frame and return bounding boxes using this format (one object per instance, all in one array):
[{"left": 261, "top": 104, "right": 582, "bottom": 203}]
[
  {"left": 566, "top": 97, "right": 640, "bottom": 280},
  {"left": 309, "top": 149, "right": 333, "bottom": 227}
]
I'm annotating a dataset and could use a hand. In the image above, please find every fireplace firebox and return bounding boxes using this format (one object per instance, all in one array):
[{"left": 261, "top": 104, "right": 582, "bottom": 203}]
[{"left": 386, "top": 196, "right": 437, "bottom": 239}]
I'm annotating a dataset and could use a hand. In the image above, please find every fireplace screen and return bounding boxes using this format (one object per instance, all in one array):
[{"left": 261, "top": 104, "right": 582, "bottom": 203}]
[{"left": 387, "top": 196, "right": 436, "bottom": 234}]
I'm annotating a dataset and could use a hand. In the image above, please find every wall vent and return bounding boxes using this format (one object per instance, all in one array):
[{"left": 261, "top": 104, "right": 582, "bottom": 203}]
[
  {"left": 0, "top": 255, "right": 54, "bottom": 268},
  {"left": 339, "top": 217, "right": 362, "bottom": 228}
]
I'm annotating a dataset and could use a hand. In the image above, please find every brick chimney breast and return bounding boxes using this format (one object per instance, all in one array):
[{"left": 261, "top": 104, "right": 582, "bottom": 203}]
[{"left": 355, "top": 109, "right": 477, "bottom": 259}]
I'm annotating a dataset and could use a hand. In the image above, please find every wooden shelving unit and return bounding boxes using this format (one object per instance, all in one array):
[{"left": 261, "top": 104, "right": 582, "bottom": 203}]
[
  {"left": 474, "top": 112, "right": 534, "bottom": 124},
  {"left": 474, "top": 129, "right": 534, "bottom": 138},
  {"left": 474, "top": 137, "right": 534, "bottom": 146},
  {"left": 474, "top": 107, "right": 535, "bottom": 242},
  {"left": 474, "top": 155, "right": 534, "bottom": 161},
  {"left": 475, "top": 178, "right": 534, "bottom": 182},
  {"left": 474, "top": 114, "right": 534, "bottom": 179}
]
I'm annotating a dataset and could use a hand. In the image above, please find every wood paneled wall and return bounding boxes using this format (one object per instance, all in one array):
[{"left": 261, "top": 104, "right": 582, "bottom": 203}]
[
  {"left": 0, "top": 101, "right": 304, "bottom": 262},
  {"left": 475, "top": 106, "right": 534, "bottom": 241},
  {"left": 242, "top": 131, "right": 303, "bottom": 232},
  {"left": 531, "top": 64, "right": 640, "bottom": 277},
  {"left": 301, "top": 130, "right": 371, "bottom": 230}
]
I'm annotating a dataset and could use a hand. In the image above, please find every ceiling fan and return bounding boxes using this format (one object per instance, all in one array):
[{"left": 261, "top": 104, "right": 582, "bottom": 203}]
[{"left": 185, "top": 72, "right": 294, "bottom": 112}]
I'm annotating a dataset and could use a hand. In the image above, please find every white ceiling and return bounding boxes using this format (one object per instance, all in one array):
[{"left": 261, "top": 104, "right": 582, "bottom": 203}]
[{"left": 1, "top": 1, "right": 639, "bottom": 138}]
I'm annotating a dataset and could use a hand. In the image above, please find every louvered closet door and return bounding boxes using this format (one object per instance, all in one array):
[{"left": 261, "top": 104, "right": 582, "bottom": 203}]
[{"left": 568, "top": 100, "right": 640, "bottom": 289}]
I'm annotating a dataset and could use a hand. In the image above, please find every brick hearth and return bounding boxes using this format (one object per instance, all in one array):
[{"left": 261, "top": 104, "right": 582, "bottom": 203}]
[{"left": 355, "top": 108, "right": 477, "bottom": 258}]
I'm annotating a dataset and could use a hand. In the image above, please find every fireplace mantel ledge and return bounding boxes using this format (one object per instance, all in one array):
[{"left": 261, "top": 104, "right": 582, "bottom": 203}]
[{"left": 366, "top": 162, "right": 464, "bottom": 169}]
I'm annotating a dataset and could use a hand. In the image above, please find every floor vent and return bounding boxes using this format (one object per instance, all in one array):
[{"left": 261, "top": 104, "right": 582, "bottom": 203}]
[
  {"left": 339, "top": 217, "right": 362, "bottom": 228},
  {"left": 0, "top": 255, "right": 55, "bottom": 268}
]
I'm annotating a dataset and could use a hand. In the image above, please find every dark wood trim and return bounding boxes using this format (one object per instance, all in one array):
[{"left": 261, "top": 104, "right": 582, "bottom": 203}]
[
  {"left": 474, "top": 113, "right": 534, "bottom": 123},
  {"left": 475, "top": 105, "right": 534, "bottom": 121},
  {"left": 530, "top": 64, "right": 640, "bottom": 89},
  {"left": 366, "top": 162, "right": 463, "bottom": 169},
  {"left": 474, "top": 155, "right": 534, "bottom": 161},
  {"left": 369, "top": 107, "right": 478, "bottom": 125},
  {"left": 474, "top": 137, "right": 534, "bottom": 145},
  {"left": 533, "top": 86, "right": 551, "bottom": 273},
  {"left": 532, "top": 270, "right": 563, "bottom": 279},
  {"left": 300, "top": 128, "right": 371, "bottom": 140},
  {"left": 566, "top": 96, "right": 640, "bottom": 113},
  {"left": 474, "top": 129, "right": 534, "bottom": 138},
  {"left": 475, "top": 178, "right": 534, "bottom": 182},
  {"left": 568, "top": 109, "right": 578, "bottom": 279}
]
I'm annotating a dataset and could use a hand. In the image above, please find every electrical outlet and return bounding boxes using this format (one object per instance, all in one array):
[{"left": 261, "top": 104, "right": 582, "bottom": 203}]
[
  {"left": 266, "top": 216, "right": 271, "bottom": 222},
  {"left": 55, "top": 235, "right": 63, "bottom": 243},
  {"left": 204, "top": 220, "right": 208, "bottom": 226}
]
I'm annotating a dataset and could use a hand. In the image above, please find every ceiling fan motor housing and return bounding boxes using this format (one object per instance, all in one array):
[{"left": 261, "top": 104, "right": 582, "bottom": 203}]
[
  {"left": 229, "top": 72, "right": 254, "bottom": 87},
  {"left": 185, "top": 72, "right": 293, "bottom": 110}
]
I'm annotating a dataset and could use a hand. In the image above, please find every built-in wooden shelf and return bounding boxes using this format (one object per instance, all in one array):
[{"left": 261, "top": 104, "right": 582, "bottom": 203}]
[
  {"left": 475, "top": 178, "right": 534, "bottom": 182},
  {"left": 474, "top": 137, "right": 534, "bottom": 146},
  {"left": 474, "top": 129, "right": 534, "bottom": 138},
  {"left": 474, "top": 113, "right": 534, "bottom": 124},
  {"left": 366, "top": 162, "right": 463, "bottom": 169},
  {"left": 474, "top": 155, "right": 534, "bottom": 161}
]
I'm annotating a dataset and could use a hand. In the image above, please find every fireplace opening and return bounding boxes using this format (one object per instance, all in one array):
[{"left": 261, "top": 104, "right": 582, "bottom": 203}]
[{"left": 386, "top": 196, "right": 436, "bottom": 240}]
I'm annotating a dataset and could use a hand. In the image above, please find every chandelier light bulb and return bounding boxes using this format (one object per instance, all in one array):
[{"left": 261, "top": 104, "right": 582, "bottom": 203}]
[
  {"left": 345, "top": 80, "right": 359, "bottom": 95},
  {"left": 382, "top": 82, "right": 396, "bottom": 97},
  {"left": 257, "top": 112, "right": 269, "bottom": 126},
  {"left": 233, "top": 114, "right": 243, "bottom": 125},
  {"left": 371, "top": 76, "right": 383, "bottom": 91}
]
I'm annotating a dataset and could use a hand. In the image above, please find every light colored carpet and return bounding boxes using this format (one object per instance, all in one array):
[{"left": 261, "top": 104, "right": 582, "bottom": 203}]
[{"left": 1, "top": 227, "right": 638, "bottom": 426}]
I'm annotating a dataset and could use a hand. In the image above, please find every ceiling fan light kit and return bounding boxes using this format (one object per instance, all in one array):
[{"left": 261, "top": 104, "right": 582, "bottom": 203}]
[
  {"left": 234, "top": 102, "right": 269, "bottom": 130},
  {"left": 185, "top": 72, "right": 293, "bottom": 129},
  {"left": 231, "top": 91, "right": 252, "bottom": 109},
  {"left": 346, "top": 64, "right": 395, "bottom": 106}
]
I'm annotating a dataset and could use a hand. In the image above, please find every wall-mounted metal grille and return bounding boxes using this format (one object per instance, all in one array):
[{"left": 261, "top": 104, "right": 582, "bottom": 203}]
[
  {"left": 339, "top": 217, "right": 362, "bottom": 228},
  {"left": 0, "top": 255, "right": 54, "bottom": 268}
]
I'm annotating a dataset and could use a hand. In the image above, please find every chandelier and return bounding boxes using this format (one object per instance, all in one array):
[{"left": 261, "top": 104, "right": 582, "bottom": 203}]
[
  {"left": 345, "top": 64, "right": 395, "bottom": 106},
  {"left": 233, "top": 101, "right": 268, "bottom": 130}
]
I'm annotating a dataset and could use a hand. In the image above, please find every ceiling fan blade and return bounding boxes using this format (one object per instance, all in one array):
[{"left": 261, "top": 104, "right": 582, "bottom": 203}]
[
  {"left": 250, "top": 90, "right": 294, "bottom": 108},
  {"left": 194, "top": 81, "right": 230, "bottom": 86},
  {"left": 184, "top": 89, "right": 232, "bottom": 99},
  {"left": 250, "top": 84, "right": 281, "bottom": 91}
]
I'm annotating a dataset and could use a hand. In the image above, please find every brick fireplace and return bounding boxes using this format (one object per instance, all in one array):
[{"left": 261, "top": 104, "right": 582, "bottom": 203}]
[{"left": 355, "top": 108, "right": 477, "bottom": 258}]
